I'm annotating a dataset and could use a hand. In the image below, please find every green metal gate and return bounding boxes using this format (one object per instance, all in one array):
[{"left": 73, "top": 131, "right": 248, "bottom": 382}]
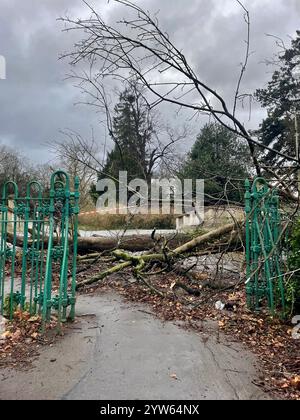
[
  {"left": 245, "top": 177, "right": 285, "bottom": 315},
  {"left": 0, "top": 170, "right": 79, "bottom": 328}
]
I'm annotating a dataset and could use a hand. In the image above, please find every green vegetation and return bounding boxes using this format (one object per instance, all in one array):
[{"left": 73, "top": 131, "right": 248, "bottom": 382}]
[
  {"left": 78, "top": 213, "right": 176, "bottom": 231},
  {"left": 179, "top": 123, "right": 251, "bottom": 204},
  {"left": 255, "top": 31, "right": 300, "bottom": 167},
  {"left": 90, "top": 83, "right": 160, "bottom": 204}
]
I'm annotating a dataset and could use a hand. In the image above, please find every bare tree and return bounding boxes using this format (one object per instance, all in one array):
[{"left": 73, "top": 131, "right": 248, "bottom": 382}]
[
  {"left": 64, "top": 72, "right": 189, "bottom": 182},
  {"left": 59, "top": 0, "right": 299, "bottom": 182},
  {"left": 0, "top": 145, "right": 53, "bottom": 194},
  {"left": 49, "top": 130, "right": 99, "bottom": 208}
]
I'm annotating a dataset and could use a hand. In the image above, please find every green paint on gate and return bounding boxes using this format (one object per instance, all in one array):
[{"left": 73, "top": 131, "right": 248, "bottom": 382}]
[
  {"left": 0, "top": 170, "right": 80, "bottom": 329},
  {"left": 245, "top": 177, "right": 285, "bottom": 316}
]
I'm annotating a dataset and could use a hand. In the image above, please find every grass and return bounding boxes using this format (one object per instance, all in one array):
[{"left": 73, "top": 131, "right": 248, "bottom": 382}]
[{"left": 78, "top": 213, "right": 176, "bottom": 231}]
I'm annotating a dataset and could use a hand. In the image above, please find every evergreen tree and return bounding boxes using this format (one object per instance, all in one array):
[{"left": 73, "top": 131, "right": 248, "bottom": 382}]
[
  {"left": 180, "top": 123, "right": 251, "bottom": 204},
  {"left": 102, "top": 86, "right": 154, "bottom": 185},
  {"left": 255, "top": 32, "right": 300, "bottom": 166}
]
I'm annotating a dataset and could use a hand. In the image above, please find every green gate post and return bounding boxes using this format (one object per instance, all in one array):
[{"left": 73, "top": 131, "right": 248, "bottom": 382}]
[
  {"left": 1, "top": 182, "right": 19, "bottom": 320},
  {"left": 42, "top": 178, "right": 55, "bottom": 329},
  {"left": 244, "top": 179, "right": 253, "bottom": 309},
  {"left": 20, "top": 188, "right": 30, "bottom": 311},
  {"left": 0, "top": 171, "right": 79, "bottom": 332},
  {"left": 69, "top": 176, "right": 80, "bottom": 321},
  {"left": 245, "top": 177, "right": 286, "bottom": 316},
  {"left": 0, "top": 189, "right": 9, "bottom": 315}
]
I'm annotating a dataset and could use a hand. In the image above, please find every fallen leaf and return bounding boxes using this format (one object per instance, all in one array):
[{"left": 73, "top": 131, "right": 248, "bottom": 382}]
[
  {"left": 1, "top": 331, "right": 12, "bottom": 339},
  {"left": 12, "top": 330, "right": 22, "bottom": 340},
  {"left": 291, "top": 376, "right": 300, "bottom": 390},
  {"left": 28, "top": 316, "right": 40, "bottom": 323}
]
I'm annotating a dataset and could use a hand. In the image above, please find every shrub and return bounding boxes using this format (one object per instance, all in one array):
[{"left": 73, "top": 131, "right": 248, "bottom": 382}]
[{"left": 78, "top": 213, "right": 176, "bottom": 231}]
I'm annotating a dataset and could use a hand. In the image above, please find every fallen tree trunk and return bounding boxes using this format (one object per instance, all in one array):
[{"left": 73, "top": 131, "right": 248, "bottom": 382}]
[
  {"left": 77, "top": 221, "right": 243, "bottom": 290},
  {"left": 6, "top": 224, "right": 242, "bottom": 254},
  {"left": 76, "top": 234, "right": 188, "bottom": 252},
  {"left": 6, "top": 232, "right": 24, "bottom": 248},
  {"left": 172, "top": 223, "right": 241, "bottom": 254},
  {"left": 113, "top": 222, "right": 242, "bottom": 263},
  {"left": 77, "top": 261, "right": 132, "bottom": 288},
  {"left": 5, "top": 232, "right": 190, "bottom": 253}
]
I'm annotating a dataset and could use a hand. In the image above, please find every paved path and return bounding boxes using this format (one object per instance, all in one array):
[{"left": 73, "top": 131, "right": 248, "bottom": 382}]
[{"left": 0, "top": 294, "right": 269, "bottom": 400}]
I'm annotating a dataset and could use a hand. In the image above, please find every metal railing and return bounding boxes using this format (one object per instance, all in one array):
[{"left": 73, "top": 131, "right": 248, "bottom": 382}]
[
  {"left": 245, "top": 178, "right": 285, "bottom": 315},
  {"left": 0, "top": 170, "right": 80, "bottom": 329}
]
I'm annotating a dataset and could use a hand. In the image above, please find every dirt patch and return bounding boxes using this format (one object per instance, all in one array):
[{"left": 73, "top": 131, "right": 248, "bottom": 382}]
[{"left": 0, "top": 311, "right": 68, "bottom": 371}]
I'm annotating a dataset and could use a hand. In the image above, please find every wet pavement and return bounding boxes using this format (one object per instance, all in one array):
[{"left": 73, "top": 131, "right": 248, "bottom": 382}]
[{"left": 0, "top": 293, "right": 270, "bottom": 400}]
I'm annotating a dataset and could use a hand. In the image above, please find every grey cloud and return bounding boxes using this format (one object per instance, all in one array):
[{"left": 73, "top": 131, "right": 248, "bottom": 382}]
[
  {"left": 0, "top": 0, "right": 299, "bottom": 163},
  {"left": 0, "top": 0, "right": 102, "bottom": 161}
]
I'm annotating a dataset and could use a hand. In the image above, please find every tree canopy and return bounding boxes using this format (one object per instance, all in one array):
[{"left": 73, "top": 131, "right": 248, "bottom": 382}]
[
  {"left": 102, "top": 86, "right": 154, "bottom": 185},
  {"left": 180, "top": 123, "right": 252, "bottom": 204},
  {"left": 255, "top": 31, "right": 300, "bottom": 167}
]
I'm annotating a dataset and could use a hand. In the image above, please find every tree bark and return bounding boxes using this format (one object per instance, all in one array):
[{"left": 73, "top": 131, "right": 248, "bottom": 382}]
[
  {"left": 76, "top": 222, "right": 243, "bottom": 289},
  {"left": 5, "top": 232, "right": 189, "bottom": 253}
]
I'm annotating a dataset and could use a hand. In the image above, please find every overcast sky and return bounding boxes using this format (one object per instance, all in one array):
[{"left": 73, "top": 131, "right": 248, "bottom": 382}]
[{"left": 0, "top": 0, "right": 299, "bottom": 164}]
